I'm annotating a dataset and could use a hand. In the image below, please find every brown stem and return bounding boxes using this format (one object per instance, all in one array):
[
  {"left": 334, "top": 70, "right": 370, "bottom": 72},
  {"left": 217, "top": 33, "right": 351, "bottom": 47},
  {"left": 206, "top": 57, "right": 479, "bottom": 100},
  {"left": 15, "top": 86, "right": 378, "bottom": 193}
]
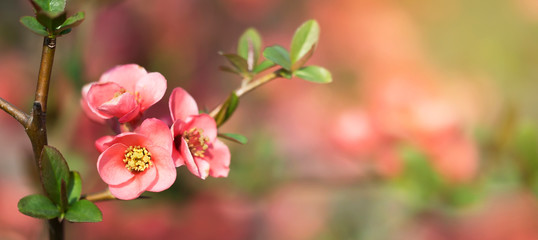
[
  {"left": 209, "top": 71, "right": 279, "bottom": 118},
  {"left": 26, "top": 102, "right": 47, "bottom": 167},
  {"left": 26, "top": 37, "right": 63, "bottom": 240},
  {"left": 35, "top": 37, "right": 56, "bottom": 112},
  {"left": 0, "top": 97, "right": 29, "bottom": 127},
  {"left": 83, "top": 189, "right": 117, "bottom": 202},
  {"left": 48, "top": 219, "right": 63, "bottom": 240}
]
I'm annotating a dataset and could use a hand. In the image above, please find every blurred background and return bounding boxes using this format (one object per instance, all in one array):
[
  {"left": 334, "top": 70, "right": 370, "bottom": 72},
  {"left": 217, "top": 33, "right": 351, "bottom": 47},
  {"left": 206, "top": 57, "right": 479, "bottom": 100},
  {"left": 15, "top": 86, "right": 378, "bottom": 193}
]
[{"left": 1, "top": 0, "right": 538, "bottom": 239}]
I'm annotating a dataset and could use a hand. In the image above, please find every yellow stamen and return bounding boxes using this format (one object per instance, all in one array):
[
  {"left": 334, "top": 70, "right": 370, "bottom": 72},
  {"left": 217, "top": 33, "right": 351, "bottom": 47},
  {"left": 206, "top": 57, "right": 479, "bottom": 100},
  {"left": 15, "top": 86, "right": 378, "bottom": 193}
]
[
  {"left": 184, "top": 128, "right": 210, "bottom": 158},
  {"left": 123, "top": 146, "right": 152, "bottom": 172}
]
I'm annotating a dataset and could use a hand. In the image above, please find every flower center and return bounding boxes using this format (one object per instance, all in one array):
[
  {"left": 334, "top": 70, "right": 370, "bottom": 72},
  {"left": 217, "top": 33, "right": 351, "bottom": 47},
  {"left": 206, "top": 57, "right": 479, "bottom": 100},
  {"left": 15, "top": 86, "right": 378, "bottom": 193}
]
[
  {"left": 123, "top": 146, "right": 152, "bottom": 172},
  {"left": 184, "top": 128, "right": 209, "bottom": 158},
  {"left": 113, "top": 88, "right": 127, "bottom": 98},
  {"left": 113, "top": 88, "right": 141, "bottom": 103}
]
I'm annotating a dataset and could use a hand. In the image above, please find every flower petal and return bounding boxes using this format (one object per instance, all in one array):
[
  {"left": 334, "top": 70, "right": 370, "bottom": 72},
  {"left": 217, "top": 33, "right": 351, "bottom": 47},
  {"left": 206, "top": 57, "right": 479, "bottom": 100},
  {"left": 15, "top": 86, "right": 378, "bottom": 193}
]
[
  {"left": 172, "top": 147, "right": 183, "bottom": 167},
  {"left": 117, "top": 104, "right": 141, "bottom": 123},
  {"left": 180, "top": 137, "right": 202, "bottom": 177},
  {"left": 171, "top": 120, "right": 186, "bottom": 167},
  {"left": 207, "top": 140, "right": 231, "bottom": 178},
  {"left": 146, "top": 146, "right": 176, "bottom": 192},
  {"left": 107, "top": 133, "right": 151, "bottom": 149},
  {"left": 194, "top": 157, "right": 211, "bottom": 180},
  {"left": 95, "top": 135, "right": 114, "bottom": 152},
  {"left": 135, "top": 72, "right": 167, "bottom": 112},
  {"left": 97, "top": 92, "right": 138, "bottom": 119},
  {"left": 97, "top": 143, "right": 134, "bottom": 185},
  {"left": 184, "top": 114, "right": 217, "bottom": 142},
  {"left": 136, "top": 118, "right": 173, "bottom": 153},
  {"left": 99, "top": 64, "right": 147, "bottom": 93},
  {"left": 81, "top": 83, "right": 107, "bottom": 123},
  {"left": 169, "top": 87, "right": 198, "bottom": 122},
  {"left": 108, "top": 165, "right": 157, "bottom": 200},
  {"left": 87, "top": 82, "right": 124, "bottom": 119}
]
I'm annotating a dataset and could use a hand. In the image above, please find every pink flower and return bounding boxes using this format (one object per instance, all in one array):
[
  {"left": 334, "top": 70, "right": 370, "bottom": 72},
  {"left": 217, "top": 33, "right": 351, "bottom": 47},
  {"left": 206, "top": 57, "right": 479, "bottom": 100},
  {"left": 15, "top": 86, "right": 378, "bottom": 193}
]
[
  {"left": 82, "top": 64, "right": 167, "bottom": 123},
  {"left": 169, "top": 87, "right": 231, "bottom": 179},
  {"left": 97, "top": 118, "right": 176, "bottom": 200}
]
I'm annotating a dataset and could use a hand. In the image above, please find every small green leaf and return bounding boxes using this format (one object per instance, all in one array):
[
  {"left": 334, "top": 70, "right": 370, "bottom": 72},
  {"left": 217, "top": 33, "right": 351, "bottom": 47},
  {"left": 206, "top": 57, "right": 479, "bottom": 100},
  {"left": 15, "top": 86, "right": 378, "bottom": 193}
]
[
  {"left": 294, "top": 66, "right": 332, "bottom": 83},
  {"left": 220, "top": 53, "right": 249, "bottom": 74},
  {"left": 60, "top": 180, "right": 68, "bottom": 212},
  {"left": 263, "top": 45, "right": 291, "bottom": 70},
  {"left": 218, "top": 133, "right": 248, "bottom": 144},
  {"left": 290, "top": 20, "right": 320, "bottom": 69},
  {"left": 214, "top": 93, "right": 239, "bottom": 127},
  {"left": 20, "top": 16, "right": 48, "bottom": 36},
  {"left": 36, "top": 11, "right": 66, "bottom": 33},
  {"left": 18, "top": 194, "right": 60, "bottom": 219},
  {"left": 40, "top": 145, "right": 70, "bottom": 206},
  {"left": 253, "top": 60, "right": 275, "bottom": 73},
  {"left": 65, "top": 200, "right": 103, "bottom": 222},
  {"left": 291, "top": 45, "right": 315, "bottom": 71},
  {"left": 32, "top": 0, "right": 66, "bottom": 14},
  {"left": 237, "top": 28, "right": 262, "bottom": 70},
  {"left": 219, "top": 65, "right": 240, "bottom": 75},
  {"left": 57, "top": 12, "right": 85, "bottom": 32},
  {"left": 67, "top": 171, "right": 81, "bottom": 205},
  {"left": 57, "top": 28, "right": 71, "bottom": 36}
]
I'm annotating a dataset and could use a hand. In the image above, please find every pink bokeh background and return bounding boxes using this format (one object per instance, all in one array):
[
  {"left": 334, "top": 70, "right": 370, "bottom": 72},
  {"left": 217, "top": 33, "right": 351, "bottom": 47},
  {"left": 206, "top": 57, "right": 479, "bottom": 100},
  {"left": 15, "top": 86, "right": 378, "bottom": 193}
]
[{"left": 1, "top": 0, "right": 538, "bottom": 239}]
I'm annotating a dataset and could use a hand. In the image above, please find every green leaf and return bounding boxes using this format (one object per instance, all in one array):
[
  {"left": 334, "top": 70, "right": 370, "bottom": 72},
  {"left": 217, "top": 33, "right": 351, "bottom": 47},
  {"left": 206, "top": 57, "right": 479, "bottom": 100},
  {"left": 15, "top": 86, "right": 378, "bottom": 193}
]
[
  {"left": 20, "top": 16, "right": 48, "bottom": 36},
  {"left": 40, "top": 145, "right": 70, "bottom": 206},
  {"left": 218, "top": 133, "right": 248, "bottom": 144},
  {"left": 65, "top": 200, "right": 103, "bottom": 222},
  {"left": 60, "top": 180, "right": 68, "bottom": 212},
  {"left": 290, "top": 20, "right": 320, "bottom": 70},
  {"left": 57, "top": 28, "right": 71, "bottom": 36},
  {"left": 294, "top": 66, "right": 332, "bottom": 83},
  {"left": 219, "top": 65, "right": 240, "bottom": 75},
  {"left": 36, "top": 11, "right": 66, "bottom": 33},
  {"left": 395, "top": 145, "right": 444, "bottom": 207},
  {"left": 18, "top": 194, "right": 60, "bottom": 219},
  {"left": 263, "top": 45, "right": 291, "bottom": 70},
  {"left": 237, "top": 28, "right": 262, "bottom": 70},
  {"left": 291, "top": 45, "right": 315, "bottom": 71},
  {"left": 32, "top": 0, "right": 66, "bottom": 14},
  {"left": 57, "top": 12, "right": 85, "bottom": 32},
  {"left": 67, "top": 171, "right": 82, "bottom": 205},
  {"left": 253, "top": 59, "right": 275, "bottom": 73},
  {"left": 214, "top": 93, "right": 239, "bottom": 127},
  {"left": 220, "top": 53, "right": 249, "bottom": 74}
]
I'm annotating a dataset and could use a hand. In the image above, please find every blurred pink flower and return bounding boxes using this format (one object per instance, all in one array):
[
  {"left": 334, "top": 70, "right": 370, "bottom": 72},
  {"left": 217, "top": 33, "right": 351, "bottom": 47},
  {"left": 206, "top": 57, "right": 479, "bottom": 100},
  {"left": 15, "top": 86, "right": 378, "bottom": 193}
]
[
  {"left": 361, "top": 77, "right": 480, "bottom": 182},
  {"left": 331, "top": 110, "right": 382, "bottom": 157},
  {"left": 82, "top": 64, "right": 167, "bottom": 123},
  {"left": 97, "top": 118, "right": 176, "bottom": 200},
  {"left": 169, "top": 87, "right": 230, "bottom": 179}
]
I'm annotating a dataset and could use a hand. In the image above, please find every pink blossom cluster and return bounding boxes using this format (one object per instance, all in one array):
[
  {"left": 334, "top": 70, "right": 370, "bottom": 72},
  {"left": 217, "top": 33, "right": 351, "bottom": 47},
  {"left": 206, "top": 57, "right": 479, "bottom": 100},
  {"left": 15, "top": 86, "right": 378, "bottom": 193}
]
[
  {"left": 331, "top": 78, "right": 478, "bottom": 183},
  {"left": 82, "top": 64, "right": 230, "bottom": 200}
]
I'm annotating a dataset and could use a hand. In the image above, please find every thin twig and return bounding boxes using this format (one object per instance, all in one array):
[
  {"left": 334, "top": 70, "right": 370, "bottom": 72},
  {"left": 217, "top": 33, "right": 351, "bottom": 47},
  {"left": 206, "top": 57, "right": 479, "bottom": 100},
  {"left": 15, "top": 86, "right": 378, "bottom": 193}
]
[
  {"left": 0, "top": 97, "right": 29, "bottom": 127},
  {"left": 83, "top": 189, "right": 117, "bottom": 202},
  {"left": 210, "top": 71, "right": 279, "bottom": 118}
]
